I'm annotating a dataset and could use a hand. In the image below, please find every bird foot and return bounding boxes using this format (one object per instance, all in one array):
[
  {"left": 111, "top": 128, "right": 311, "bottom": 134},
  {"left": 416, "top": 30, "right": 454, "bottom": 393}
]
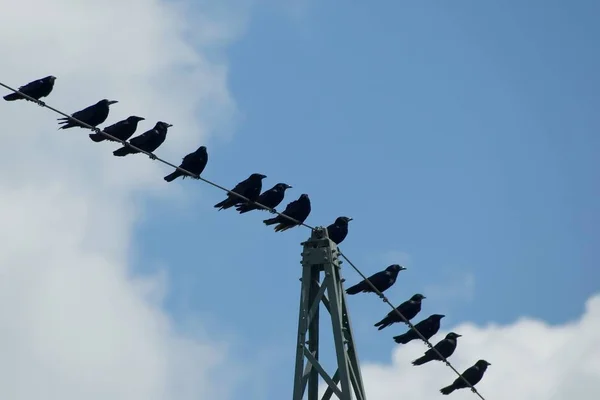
[
  {"left": 269, "top": 209, "right": 277, "bottom": 214},
  {"left": 149, "top": 153, "right": 157, "bottom": 160},
  {"left": 36, "top": 100, "right": 46, "bottom": 107},
  {"left": 93, "top": 128, "right": 102, "bottom": 134}
]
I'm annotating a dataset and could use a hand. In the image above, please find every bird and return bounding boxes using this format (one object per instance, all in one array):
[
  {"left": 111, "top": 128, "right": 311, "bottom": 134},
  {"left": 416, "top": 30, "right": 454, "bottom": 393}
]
[
  {"left": 345, "top": 264, "right": 406, "bottom": 295},
  {"left": 214, "top": 173, "right": 267, "bottom": 210},
  {"left": 113, "top": 121, "right": 172, "bottom": 158},
  {"left": 393, "top": 314, "right": 445, "bottom": 344},
  {"left": 3, "top": 75, "right": 56, "bottom": 103},
  {"left": 89, "top": 116, "right": 145, "bottom": 143},
  {"left": 164, "top": 146, "right": 208, "bottom": 182},
  {"left": 374, "top": 293, "right": 425, "bottom": 331},
  {"left": 263, "top": 194, "right": 311, "bottom": 232},
  {"left": 235, "top": 183, "right": 292, "bottom": 214},
  {"left": 325, "top": 216, "right": 352, "bottom": 245},
  {"left": 58, "top": 99, "right": 118, "bottom": 130},
  {"left": 412, "top": 332, "right": 461, "bottom": 366},
  {"left": 440, "top": 359, "right": 491, "bottom": 395}
]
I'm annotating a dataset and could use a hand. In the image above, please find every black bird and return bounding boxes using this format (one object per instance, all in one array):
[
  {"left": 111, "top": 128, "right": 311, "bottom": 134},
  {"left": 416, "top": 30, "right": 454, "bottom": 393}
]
[
  {"left": 164, "top": 146, "right": 208, "bottom": 182},
  {"left": 412, "top": 332, "right": 461, "bottom": 366},
  {"left": 263, "top": 194, "right": 311, "bottom": 232},
  {"left": 440, "top": 360, "right": 491, "bottom": 395},
  {"left": 326, "top": 216, "right": 353, "bottom": 245},
  {"left": 214, "top": 173, "right": 267, "bottom": 210},
  {"left": 393, "top": 314, "right": 445, "bottom": 344},
  {"left": 374, "top": 293, "right": 425, "bottom": 331},
  {"left": 346, "top": 264, "right": 406, "bottom": 295},
  {"left": 113, "top": 121, "right": 172, "bottom": 158},
  {"left": 3, "top": 75, "right": 56, "bottom": 103},
  {"left": 235, "top": 183, "right": 292, "bottom": 214},
  {"left": 58, "top": 99, "right": 118, "bottom": 130},
  {"left": 89, "top": 116, "right": 145, "bottom": 143}
]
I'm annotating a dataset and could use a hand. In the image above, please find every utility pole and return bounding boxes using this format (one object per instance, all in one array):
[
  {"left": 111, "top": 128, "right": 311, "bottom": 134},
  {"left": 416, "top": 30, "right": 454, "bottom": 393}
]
[{"left": 292, "top": 227, "right": 367, "bottom": 400}]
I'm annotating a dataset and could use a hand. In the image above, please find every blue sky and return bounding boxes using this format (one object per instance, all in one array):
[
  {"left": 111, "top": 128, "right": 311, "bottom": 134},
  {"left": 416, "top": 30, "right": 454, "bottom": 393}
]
[{"left": 132, "top": 1, "right": 598, "bottom": 398}]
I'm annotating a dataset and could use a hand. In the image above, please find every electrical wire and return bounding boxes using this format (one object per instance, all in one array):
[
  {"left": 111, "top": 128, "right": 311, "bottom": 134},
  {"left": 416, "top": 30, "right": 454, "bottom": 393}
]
[{"left": 0, "top": 80, "right": 487, "bottom": 399}]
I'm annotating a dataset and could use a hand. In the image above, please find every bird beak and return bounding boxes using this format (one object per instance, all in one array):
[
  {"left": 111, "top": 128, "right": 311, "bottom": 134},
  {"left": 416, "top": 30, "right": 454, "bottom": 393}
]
[
  {"left": 107, "top": 100, "right": 118, "bottom": 105},
  {"left": 138, "top": 117, "right": 145, "bottom": 121},
  {"left": 440, "top": 315, "right": 446, "bottom": 318},
  {"left": 260, "top": 174, "right": 267, "bottom": 178},
  {"left": 166, "top": 123, "right": 173, "bottom": 127},
  {"left": 286, "top": 184, "right": 293, "bottom": 189},
  {"left": 347, "top": 217, "right": 353, "bottom": 222},
  {"left": 486, "top": 362, "right": 492, "bottom": 366},
  {"left": 399, "top": 266, "right": 407, "bottom": 270},
  {"left": 422, "top": 296, "right": 426, "bottom": 299},
  {"left": 455, "top": 334, "right": 462, "bottom": 337}
]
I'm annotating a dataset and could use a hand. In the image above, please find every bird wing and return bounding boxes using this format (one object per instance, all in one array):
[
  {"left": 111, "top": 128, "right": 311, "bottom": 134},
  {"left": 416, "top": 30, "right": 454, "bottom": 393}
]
[
  {"left": 19, "top": 79, "right": 44, "bottom": 93},
  {"left": 181, "top": 152, "right": 196, "bottom": 164},
  {"left": 129, "top": 130, "right": 155, "bottom": 147},
  {"left": 104, "top": 120, "right": 127, "bottom": 134},
  {"left": 71, "top": 104, "right": 98, "bottom": 121}
]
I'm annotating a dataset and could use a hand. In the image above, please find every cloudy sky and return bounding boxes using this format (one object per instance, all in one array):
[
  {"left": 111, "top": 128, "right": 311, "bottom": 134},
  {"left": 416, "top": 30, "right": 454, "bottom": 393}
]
[{"left": 0, "top": 1, "right": 598, "bottom": 399}]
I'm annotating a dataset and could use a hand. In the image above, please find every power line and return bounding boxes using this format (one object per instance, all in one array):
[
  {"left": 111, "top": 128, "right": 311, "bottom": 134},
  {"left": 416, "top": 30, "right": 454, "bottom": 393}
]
[{"left": 0, "top": 80, "right": 488, "bottom": 399}]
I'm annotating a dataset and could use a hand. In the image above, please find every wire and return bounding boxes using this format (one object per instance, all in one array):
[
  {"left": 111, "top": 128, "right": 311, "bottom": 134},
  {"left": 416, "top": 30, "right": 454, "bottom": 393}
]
[{"left": 1, "top": 80, "right": 487, "bottom": 399}]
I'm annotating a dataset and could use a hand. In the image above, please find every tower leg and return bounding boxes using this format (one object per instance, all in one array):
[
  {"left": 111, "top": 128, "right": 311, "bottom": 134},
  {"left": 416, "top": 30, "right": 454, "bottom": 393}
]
[{"left": 292, "top": 227, "right": 367, "bottom": 400}]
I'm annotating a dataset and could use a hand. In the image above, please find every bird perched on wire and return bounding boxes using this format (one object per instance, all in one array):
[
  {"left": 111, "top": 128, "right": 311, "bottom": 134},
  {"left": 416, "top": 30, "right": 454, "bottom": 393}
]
[
  {"left": 235, "top": 183, "right": 292, "bottom": 214},
  {"left": 412, "top": 332, "right": 461, "bottom": 366},
  {"left": 113, "top": 121, "right": 172, "bottom": 158},
  {"left": 374, "top": 293, "right": 425, "bottom": 331},
  {"left": 164, "top": 146, "right": 208, "bottom": 182},
  {"left": 214, "top": 173, "right": 267, "bottom": 210},
  {"left": 393, "top": 313, "right": 445, "bottom": 344},
  {"left": 89, "top": 116, "right": 145, "bottom": 143},
  {"left": 263, "top": 194, "right": 311, "bottom": 232},
  {"left": 3, "top": 75, "right": 56, "bottom": 104},
  {"left": 58, "top": 99, "right": 118, "bottom": 130},
  {"left": 325, "top": 216, "right": 352, "bottom": 245},
  {"left": 345, "top": 264, "right": 406, "bottom": 295},
  {"left": 440, "top": 359, "right": 491, "bottom": 395}
]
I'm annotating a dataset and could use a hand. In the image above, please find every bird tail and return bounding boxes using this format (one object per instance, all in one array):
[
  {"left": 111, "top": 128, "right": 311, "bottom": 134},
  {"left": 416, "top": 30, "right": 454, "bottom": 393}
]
[
  {"left": 263, "top": 217, "right": 279, "bottom": 226},
  {"left": 274, "top": 223, "right": 294, "bottom": 232},
  {"left": 374, "top": 317, "right": 391, "bottom": 331},
  {"left": 393, "top": 332, "right": 415, "bottom": 344},
  {"left": 214, "top": 198, "right": 230, "bottom": 209},
  {"left": 345, "top": 282, "right": 366, "bottom": 295},
  {"left": 89, "top": 133, "right": 105, "bottom": 142},
  {"left": 236, "top": 203, "right": 252, "bottom": 214},
  {"left": 113, "top": 147, "right": 133, "bottom": 157},
  {"left": 411, "top": 355, "right": 429, "bottom": 366},
  {"left": 3, "top": 92, "right": 21, "bottom": 101},
  {"left": 440, "top": 384, "right": 456, "bottom": 395},
  {"left": 164, "top": 170, "right": 182, "bottom": 182}
]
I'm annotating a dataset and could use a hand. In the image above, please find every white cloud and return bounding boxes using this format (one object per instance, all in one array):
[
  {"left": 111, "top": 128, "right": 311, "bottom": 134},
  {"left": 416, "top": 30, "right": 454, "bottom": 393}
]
[
  {"left": 0, "top": 0, "right": 247, "bottom": 399},
  {"left": 359, "top": 293, "right": 600, "bottom": 400}
]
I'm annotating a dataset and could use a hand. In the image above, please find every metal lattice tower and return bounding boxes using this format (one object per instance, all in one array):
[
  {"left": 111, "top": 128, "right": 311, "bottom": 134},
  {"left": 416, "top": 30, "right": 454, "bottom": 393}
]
[{"left": 293, "top": 227, "right": 367, "bottom": 400}]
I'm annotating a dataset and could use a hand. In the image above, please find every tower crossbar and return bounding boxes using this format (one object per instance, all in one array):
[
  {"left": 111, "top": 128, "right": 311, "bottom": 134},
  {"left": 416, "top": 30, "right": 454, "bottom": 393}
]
[{"left": 292, "top": 227, "right": 367, "bottom": 400}]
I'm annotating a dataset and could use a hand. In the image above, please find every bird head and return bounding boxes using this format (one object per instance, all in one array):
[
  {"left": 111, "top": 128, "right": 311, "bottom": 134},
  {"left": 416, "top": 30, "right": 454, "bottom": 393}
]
[
  {"left": 275, "top": 183, "right": 292, "bottom": 191},
  {"left": 46, "top": 76, "right": 57, "bottom": 82},
  {"left": 197, "top": 146, "right": 207, "bottom": 153},
  {"left": 156, "top": 121, "right": 173, "bottom": 130},
  {"left": 476, "top": 360, "right": 491, "bottom": 367},
  {"left": 300, "top": 194, "right": 309, "bottom": 199},
  {"left": 386, "top": 264, "right": 407, "bottom": 273},
  {"left": 411, "top": 293, "right": 426, "bottom": 302},
  {"left": 430, "top": 314, "right": 445, "bottom": 320},
  {"left": 335, "top": 216, "right": 353, "bottom": 225},
  {"left": 250, "top": 173, "right": 267, "bottom": 180},
  {"left": 446, "top": 332, "right": 461, "bottom": 339},
  {"left": 127, "top": 116, "right": 145, "bottom": 122}
]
